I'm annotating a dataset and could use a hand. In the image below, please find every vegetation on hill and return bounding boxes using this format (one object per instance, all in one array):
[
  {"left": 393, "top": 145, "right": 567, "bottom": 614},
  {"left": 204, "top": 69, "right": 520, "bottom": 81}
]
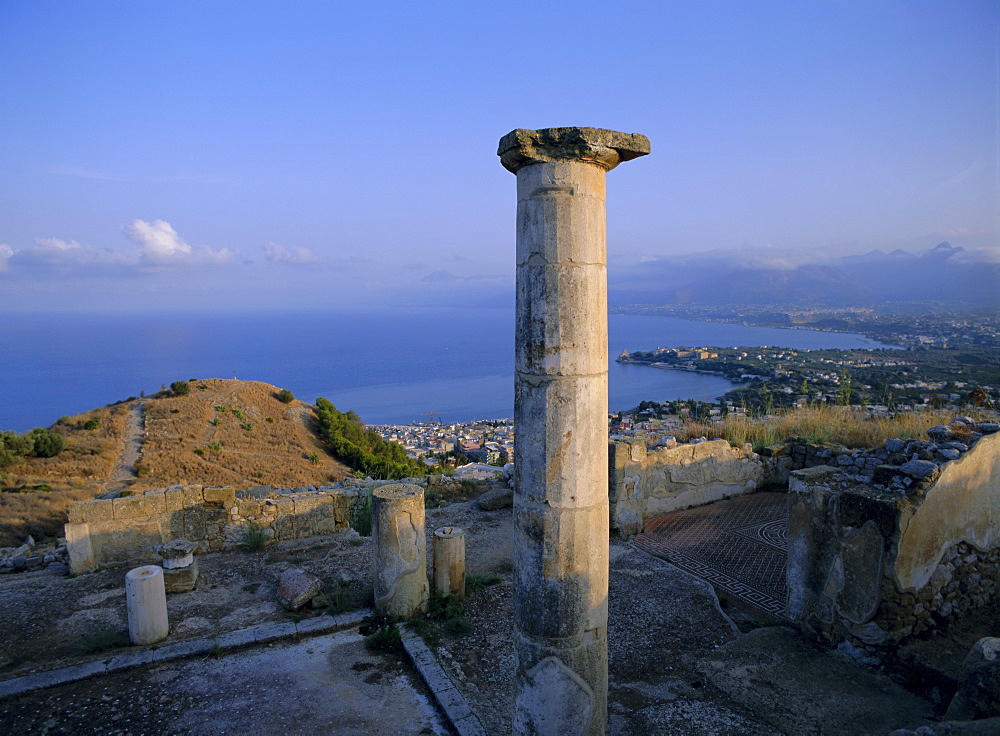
[
  {"left": 0, "top": 379, "right": 351, "bottom": 547},
  {"left": 0, "top": 428, "right": 68, "bottom": 467},
  {"left": 315, "top": 398, "right": 428, "bottom": 479},
  {"left": 670, "top": 405, "right": 974, "bottom": 451}
]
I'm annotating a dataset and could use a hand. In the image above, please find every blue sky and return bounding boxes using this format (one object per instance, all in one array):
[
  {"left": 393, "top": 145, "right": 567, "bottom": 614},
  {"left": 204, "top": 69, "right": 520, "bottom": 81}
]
[{"left": 1, "top": 0, "right": 997, "bottom": 312}]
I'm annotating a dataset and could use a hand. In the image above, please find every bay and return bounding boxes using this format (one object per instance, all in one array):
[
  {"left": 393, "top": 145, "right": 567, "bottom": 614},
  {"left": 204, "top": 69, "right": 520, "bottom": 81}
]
[{"left": 0, "top": 308, "right": 888, "bottom": 431}]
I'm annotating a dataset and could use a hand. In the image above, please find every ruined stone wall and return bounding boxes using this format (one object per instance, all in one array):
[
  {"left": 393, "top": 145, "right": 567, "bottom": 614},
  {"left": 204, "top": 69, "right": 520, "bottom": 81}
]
[
  {"left": 786, "top": 428, "right": 1000, "bottom": 649},
  {"left": 609, "top": 439, "right": 764, "bottom": 535},
  {"left": 65, "top": 484, "right": 354, "bottom": 573}
]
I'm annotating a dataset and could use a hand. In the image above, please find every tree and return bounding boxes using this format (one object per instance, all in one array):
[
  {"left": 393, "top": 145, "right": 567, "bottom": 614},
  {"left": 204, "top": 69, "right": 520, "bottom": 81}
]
[
  {"left": 28, "top": 428, "right": 67, "bottom": 457},
  {"left": 276, "top": 388, "right": 295, "bottom": 403},
  {"left": 171, "top": 380, "right": 191, "bottom": 396}
]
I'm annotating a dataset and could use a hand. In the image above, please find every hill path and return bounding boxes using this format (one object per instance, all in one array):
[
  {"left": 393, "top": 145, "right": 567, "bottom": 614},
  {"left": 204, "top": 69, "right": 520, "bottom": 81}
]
[{"left": 101, "top": 401, "right": 145, "bottom": 497}]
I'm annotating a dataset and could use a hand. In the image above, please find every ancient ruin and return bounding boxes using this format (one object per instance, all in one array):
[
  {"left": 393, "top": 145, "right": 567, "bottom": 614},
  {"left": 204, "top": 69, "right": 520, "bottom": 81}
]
[
  {"left": 372, "top": 483, "right": 429, "bottom": 617},
  {"left": 499, "top": 126, "right": 650, "bottom": 735},
  {"left": 124, "top": 564, "right": 169, "bottom": 646}
]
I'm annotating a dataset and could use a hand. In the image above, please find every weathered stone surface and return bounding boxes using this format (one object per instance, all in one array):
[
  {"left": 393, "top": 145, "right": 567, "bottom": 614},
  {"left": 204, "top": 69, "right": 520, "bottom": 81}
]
[
  {"left": 372, "top": 484, "right": 428, "bottom": 618},
  {"left": 477, "top": 486, "right": 513, "bottom": 511},
  {"left": 432, "top": 527, "right": 465, "bottom": 599},
  {"left": 113, "top": 493, "right": 166, "bottom": 520},
  {"left": 154, "top": 538, "right": 197, "bottom": 569},
  {"left": 894, "top": 431, "right": 1000, "bottom": 591},
  {"left": 609, "top": 438, "right": 763, "bottom": 530},
  {"left": 203, "top": 486, "right": 236, "bottom": 506},
  {"left": 67, "top": 499, "right": 111, "bottom": 525},
  {"left": 277, "top": 567, "right": 324, "bottom": 611},
  {"left": 162, "top": 559, "right": 199, "bottom": 593},
  {"left": 498, "top": 127, "right": 649, "bottom": 174},
  {"left": 502, "top": 126, "right": 646, "bottom": 736},
  {"left": 125, "top": 565, "right": 169, "bottom": 645},
  {"left": 945, "top": 637, "right": 1000, "bottom": 721},
  {"left": 899, "top": 457, "right": 939, "bottom": 480}
]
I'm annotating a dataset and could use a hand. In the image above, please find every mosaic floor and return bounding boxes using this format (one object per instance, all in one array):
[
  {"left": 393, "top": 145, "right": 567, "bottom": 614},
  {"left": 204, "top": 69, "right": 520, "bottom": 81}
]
[{"left": 633, "top": 492, "right": 789, "bottom": 616}]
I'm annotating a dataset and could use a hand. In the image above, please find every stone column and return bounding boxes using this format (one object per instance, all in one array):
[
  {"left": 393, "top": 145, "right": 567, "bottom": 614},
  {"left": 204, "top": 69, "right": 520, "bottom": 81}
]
[
  {"left": 372, "top": 483, "right": 429, "bottom": 617},
  {"left": 498, "top": 127, "right": 649, "bottom": 736},
  {"left": 125, "top": 565, "right": 169, "bottom": 645},
  {"left": 433, "top": 526, "right": 466, "bottom": 599}
]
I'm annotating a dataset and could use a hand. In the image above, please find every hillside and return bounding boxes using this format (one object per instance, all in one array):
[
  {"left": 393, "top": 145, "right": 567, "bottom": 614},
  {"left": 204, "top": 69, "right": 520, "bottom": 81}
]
[{"left": 0, "top": 379, "right": 351, "bottom": 546}]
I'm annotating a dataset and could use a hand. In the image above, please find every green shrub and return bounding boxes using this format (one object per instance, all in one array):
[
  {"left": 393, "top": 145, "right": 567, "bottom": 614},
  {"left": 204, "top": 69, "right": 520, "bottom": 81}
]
[
  {"left": 276, "top": 389, "right": 295, "bottom": 404},
  {"left": 241, "top": 422, "right": 253, "bottom": 432},
  {"left": 307, "top": 452, "right": 320, "bottom": 465},
  {"left": 72, "top": 627, "right": 129, "bottom": 656},
  {"left": 363, "top": 619, "right": 402, "bottom": 654},
  {"left": 83, "top": 418, "right": 100, "bottom": 430},
  {"left": 135, "top": 465, "right": 150, "bottom": 477},
  {"left": 240, "top": 522, "right": 268, "bottom": 552},
  {"left": 232, "top": 409, "right": 245, "bottom": 420},
  {"left": 211, "top": 417, "right": 222, "bottom": 426},
  {"left": 207, "top": 442, "right": 222, "bottom": 451},
  {"left": 27, "top": 428, "right": 68, "bottom": 458},
  {"left": 193, "top": 448, "right": 205, "bottom": 457},
  {"left": 171, "top": 380, "right": 191, "bottom": 396},
  {"left": 215, "top": 405, "right": 227, "bottom": 413}
]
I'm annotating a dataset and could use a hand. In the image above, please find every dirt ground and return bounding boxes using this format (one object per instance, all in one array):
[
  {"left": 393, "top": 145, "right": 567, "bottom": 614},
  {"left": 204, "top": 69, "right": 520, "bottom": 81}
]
[{"left": 0, "top": 493, "right": 990, "bottom": 736}]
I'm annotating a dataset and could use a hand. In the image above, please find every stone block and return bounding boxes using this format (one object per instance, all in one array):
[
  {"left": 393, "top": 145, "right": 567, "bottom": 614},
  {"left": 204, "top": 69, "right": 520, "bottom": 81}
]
[
  {"left": 293, "top": 493, "right": 334, "bottom": 517},
  {"left": 162, "top": 559, "right": 199, "bottom": 593},
  {"left": 155, "top": 538, "right": 197, "bottom": 568},
  {"left": 203, "top": 486, "right": 236, "bottom": 506},
  {"left": 182, "top": 507, "right": 207, "bottom": 540},
  {"left": 113, "top": 493, "right": 166, "bottom": 521},
  {"left": 330, "top": 492, "right": 350, "bottom": 524},
  {"left": 277, "top": 567, "right": 324, "bottom": 610},
  {"left": 91, "top": 521, "right": 164, "bottom": 566},
  {"left": 237, "top": 499, "right": 262, "bottom": 518},
  {"left": 181, "top": 485, "right": 204, "bottom": 507},
  {"left": 65, "top": 522, "right": 95, "bottom": 574},
  {"left": 477, "top": 486, "right": 513, "bottom": 510},
  {"left": 244, "top": 485, "right": 272, "bottom": 499},
  {"left": 271, "top": 513, "right": 295, "bottom": 541},
  {"left": 946, "top": 637, "right": 1000, "bottom": 720},
  {"left": 68, "top": 499, "right": 112, "bottom": 525},
  {"left": 164, "top": 488, "right": 184, "bottom": 513}
]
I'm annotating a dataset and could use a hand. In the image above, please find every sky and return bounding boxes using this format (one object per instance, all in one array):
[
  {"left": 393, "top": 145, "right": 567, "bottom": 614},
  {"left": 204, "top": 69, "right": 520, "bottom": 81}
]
[{"left": 1, "top": 0, "right": 997, "bottom": 313}]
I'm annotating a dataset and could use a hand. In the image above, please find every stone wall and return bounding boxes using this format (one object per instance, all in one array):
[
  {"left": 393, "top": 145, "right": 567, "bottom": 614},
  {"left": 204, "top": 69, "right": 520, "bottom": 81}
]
[
  {"left": 609, "top": 438, "right": 764, "bottom": 535},
  {"left": 786, "top": 428, "right": 1000, "bottom": 649},
  {"left": 65, "top": 484, "right": 355, "bottom": 573}
]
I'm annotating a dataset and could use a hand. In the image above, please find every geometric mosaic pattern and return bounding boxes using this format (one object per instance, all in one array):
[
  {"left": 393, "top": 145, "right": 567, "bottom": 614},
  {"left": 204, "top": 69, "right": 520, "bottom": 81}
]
[{"left": 633, "top": 492, "right": 789, "bottom": 616}]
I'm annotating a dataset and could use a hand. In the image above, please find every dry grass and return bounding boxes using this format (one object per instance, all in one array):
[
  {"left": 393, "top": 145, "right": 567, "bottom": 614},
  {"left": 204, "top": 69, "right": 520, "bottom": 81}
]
[
  {"left": 0, "top": 379, "right": 350, "bottom": 546},
  {"left": 127, "top": 378, "right": 349, "bottom": 492},
  {"left": 675, "top": 406, "right": 974, "bottom": 451}
]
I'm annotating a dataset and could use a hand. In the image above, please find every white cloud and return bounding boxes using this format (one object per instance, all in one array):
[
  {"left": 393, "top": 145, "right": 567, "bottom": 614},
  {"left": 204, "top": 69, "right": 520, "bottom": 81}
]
[
  {"left": 124, "top": 219, "right": 236, "bottom": 267},
  {"left": 263, "top": 241, "right": 320, "bottom": 266},
  {"left": 11, "top": 238, "right": 136, "bottom": 270},
  {"left": 0, "top": 244, "right": 12, "bottom": 272}
]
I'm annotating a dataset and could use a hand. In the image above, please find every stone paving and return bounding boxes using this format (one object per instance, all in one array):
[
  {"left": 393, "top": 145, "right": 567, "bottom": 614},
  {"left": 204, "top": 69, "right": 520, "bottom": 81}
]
[{"left": 634, "top": 491, "right": 789, "bottom": 616}]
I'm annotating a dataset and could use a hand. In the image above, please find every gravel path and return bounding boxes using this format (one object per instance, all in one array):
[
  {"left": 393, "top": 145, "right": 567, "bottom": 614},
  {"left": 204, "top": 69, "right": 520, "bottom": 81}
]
[{"left": 103, "top": 402, "right": 145, "bottom": 496}]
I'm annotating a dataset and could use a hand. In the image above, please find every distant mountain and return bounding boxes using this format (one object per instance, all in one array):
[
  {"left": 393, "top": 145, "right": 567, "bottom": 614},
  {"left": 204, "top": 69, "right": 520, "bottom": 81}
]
[{"left": 610, "top": 242, "right": 999, "bottom": 308}]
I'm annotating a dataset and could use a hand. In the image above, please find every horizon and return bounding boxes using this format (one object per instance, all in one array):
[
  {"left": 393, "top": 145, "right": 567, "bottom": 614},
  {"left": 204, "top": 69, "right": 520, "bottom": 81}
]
[{"left": 1, "top": 0, "right": 998, "bottom": 313}]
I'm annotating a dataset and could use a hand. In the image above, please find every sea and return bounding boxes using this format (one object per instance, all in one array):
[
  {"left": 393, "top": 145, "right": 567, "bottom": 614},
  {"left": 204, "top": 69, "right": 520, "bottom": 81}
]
[{"left": 0, "top": 307, "right": 890, "bottom": 432}]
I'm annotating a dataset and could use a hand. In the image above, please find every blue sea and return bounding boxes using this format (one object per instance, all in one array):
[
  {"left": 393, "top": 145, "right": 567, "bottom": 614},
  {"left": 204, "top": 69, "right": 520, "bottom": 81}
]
[{"left": 0, "top": 308, "right": 889, "bottom": 432}]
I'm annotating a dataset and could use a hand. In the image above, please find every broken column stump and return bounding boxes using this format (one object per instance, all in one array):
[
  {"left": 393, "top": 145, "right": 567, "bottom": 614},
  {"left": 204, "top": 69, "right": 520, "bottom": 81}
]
[
  {"left": 125, "top": 565, "right": 169, "bottom": 645},
  {"left": 372, "top": 483, "right": 429, "bottom": 618},
  {"left": 433, "top": 526, "right": 466, "bottom": 599}
]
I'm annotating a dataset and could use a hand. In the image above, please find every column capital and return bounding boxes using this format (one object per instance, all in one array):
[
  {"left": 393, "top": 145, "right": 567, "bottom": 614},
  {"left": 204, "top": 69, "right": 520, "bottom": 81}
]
[{"left": 498, "top": 127, "right": 650, "bottom": 174}]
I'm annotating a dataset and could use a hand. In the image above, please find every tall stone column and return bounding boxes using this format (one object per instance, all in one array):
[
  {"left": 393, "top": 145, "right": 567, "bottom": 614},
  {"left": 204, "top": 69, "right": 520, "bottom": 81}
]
[{"left": 498, "top": 127, "right": 649, "bottom": 735}]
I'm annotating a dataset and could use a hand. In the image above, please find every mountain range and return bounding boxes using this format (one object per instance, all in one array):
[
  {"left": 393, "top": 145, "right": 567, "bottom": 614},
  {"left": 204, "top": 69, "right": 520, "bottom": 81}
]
[{"left": 610, "top": 243, "right": 1000, "bottom": 309}]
